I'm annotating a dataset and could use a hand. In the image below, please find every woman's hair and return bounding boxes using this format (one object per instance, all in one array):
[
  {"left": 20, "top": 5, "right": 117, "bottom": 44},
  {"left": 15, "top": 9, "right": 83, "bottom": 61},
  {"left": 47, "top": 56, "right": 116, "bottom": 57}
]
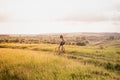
[{"left": 60, "top": 35, "right": 63, "bottom": 38}]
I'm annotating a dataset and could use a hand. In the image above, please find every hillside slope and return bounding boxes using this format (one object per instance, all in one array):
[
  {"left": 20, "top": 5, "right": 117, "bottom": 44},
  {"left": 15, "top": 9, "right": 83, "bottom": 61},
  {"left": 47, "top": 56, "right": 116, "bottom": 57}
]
[{"left": 0, "top": 43, "right": 120, "bottom": 80}]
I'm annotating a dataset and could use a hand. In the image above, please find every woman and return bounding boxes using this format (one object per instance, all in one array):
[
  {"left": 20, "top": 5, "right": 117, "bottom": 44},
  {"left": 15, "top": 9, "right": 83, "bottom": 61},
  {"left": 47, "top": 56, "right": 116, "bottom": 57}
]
[{"left": 58, "top": 35, "right": 65, "bottom": 54}]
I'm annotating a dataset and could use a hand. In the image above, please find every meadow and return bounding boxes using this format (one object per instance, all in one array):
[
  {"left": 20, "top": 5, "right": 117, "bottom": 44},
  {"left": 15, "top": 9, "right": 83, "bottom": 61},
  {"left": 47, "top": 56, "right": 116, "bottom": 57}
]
[{"left": 0, "top": 41, "right": 120, "bottom": 80}]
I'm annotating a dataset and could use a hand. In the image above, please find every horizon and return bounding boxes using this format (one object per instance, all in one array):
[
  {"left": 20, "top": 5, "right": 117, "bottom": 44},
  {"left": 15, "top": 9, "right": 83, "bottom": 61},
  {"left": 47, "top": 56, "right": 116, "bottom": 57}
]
[{"left": 0, "top": 32, "right": 120, "bottom": 35}]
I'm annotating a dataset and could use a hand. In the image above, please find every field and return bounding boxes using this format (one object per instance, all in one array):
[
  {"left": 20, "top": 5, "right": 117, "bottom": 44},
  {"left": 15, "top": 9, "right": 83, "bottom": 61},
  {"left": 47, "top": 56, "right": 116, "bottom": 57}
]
[{"left": 0, "top": 40, "right": 120, "bottom": 80}]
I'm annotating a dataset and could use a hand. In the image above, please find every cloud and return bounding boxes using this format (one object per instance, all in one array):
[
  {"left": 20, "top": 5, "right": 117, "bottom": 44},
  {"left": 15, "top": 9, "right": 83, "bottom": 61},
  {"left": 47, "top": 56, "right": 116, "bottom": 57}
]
[
  {"left": 58, "top": 0, "right": 120, "bottom": 22},
  {"left": 59, "top": 10, "right": 120, "bottom": 22},
  {"left": 60, "top": 15, "right": 106, "bottom": 22},
  {"left": 0, "top": 0, "right": 120, "bottom": 34},
  {"left": 0, "top": 0, "right": 120, "bottom": 23},
  {"left": 0, "top": 16, "right": 8, "bottom": 22}
]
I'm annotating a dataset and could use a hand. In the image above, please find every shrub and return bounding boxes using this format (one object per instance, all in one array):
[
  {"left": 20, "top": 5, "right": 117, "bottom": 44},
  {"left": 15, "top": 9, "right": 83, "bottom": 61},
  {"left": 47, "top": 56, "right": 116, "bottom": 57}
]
[
  {"left": 76, "top": 42, "right": 86, "bottom": 46},
  {"left": 115, "top": 64, "right": 120, "bottom": 71},
  {"left": 76, "top": 39, "right": 89, "bottom": 46}
]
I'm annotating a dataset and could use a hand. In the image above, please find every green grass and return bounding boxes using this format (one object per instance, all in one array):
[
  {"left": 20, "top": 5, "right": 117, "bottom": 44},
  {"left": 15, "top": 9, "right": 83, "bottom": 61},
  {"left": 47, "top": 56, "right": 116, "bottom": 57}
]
[{"left": 0, "top": 43, "right": 120, "bottom": 80}]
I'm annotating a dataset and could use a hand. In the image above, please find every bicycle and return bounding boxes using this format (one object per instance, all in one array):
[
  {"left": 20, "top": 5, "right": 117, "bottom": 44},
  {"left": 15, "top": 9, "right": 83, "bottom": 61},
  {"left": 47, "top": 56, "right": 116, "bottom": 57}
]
[{"left": 54, "top": 46, "right": 65, "bottom": 55}]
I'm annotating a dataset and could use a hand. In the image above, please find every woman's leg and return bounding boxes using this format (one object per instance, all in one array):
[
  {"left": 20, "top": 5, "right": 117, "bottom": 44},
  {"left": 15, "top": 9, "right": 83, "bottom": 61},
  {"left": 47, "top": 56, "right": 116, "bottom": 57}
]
[
  {"left": 61, "top": 46, "right": 65, "bottom": 53},
  {"left": 61, "top": 46, "right": 64, "bottom": 52},
  {"left": 63, "top": 46, "right": 65, "bottom": 53},
  {"left": 58, "top": 46, "right": 60, "bottom": 53}
]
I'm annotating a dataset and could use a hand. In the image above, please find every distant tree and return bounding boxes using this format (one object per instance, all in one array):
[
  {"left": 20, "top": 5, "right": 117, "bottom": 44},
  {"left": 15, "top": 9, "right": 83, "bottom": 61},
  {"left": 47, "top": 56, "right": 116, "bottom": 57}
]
[
  {"left": 81, "top": 36, "right": 86, "bottom": 40},
  {"left": 15, "top": 39, "right": 19, "bottom": 43},
  {"left": 76, "top": 37, "right": 81, "bottom": 41},
  {"left": 99, "top": 45, "right": 104, "bottom": 49},
  {"left": 118, "top": 36, "right": 120, "bottom": 40},
  {"left": 4, "top": 39, "right": 9, "bottom": 43},
  {"left": 76, "top": 42, "right": 86, "bottom": 46},
  {"left": 9, "top": 39, "right": 19, "bottom": 43},
  {"left": 0, "top": 40, "right": 4, "bottom": 43},
  {"left": 108, "top": 36, "right": 115, "bottom": 40},
  {"left": 75, "top": 36, "right": 89, "bottom": 46},
  {"left": 84, "top": 40, "right": 89, "bottom": 44}
]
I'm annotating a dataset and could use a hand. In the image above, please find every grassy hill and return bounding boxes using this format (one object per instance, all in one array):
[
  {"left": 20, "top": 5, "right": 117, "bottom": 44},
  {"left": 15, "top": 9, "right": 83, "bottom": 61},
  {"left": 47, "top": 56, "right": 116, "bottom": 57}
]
[{"left": 0, "top": 42, "right": 120, "bottom": 80}]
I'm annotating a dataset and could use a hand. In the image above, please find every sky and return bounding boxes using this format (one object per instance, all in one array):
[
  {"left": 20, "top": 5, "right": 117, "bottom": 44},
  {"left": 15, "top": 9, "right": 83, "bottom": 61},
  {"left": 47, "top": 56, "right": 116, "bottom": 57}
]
[{"left": 0, "top": 0, "right": 120, "bottom": 34}]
